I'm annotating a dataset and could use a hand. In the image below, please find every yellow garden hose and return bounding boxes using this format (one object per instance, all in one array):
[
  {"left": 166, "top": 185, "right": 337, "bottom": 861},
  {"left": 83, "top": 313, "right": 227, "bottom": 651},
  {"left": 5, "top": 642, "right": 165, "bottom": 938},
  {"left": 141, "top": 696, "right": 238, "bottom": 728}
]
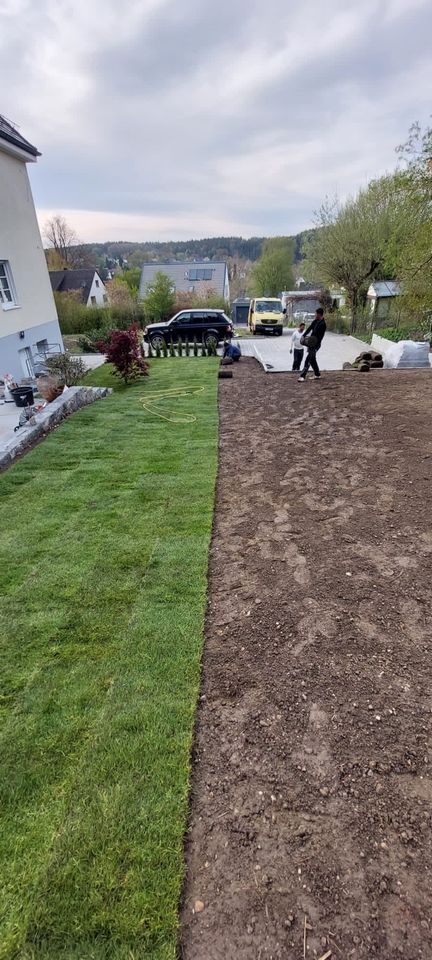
[{"left": 138, "top": 385, "right": 205, "bottom": 423}]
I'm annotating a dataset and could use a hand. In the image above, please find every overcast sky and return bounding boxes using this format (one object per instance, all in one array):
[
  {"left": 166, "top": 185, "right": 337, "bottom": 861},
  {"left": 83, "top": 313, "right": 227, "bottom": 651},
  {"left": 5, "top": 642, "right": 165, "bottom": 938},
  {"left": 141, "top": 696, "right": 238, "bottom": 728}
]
[{"left": 1, "top": 0, "right": 431, "bottom": 243}]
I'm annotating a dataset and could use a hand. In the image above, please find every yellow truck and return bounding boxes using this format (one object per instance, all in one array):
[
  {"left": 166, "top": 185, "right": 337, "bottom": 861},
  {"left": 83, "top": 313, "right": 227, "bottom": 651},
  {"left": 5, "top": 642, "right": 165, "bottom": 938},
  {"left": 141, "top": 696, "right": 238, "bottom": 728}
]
[{"left": 248, "top": 297, "right": 285, "bottom": 336}]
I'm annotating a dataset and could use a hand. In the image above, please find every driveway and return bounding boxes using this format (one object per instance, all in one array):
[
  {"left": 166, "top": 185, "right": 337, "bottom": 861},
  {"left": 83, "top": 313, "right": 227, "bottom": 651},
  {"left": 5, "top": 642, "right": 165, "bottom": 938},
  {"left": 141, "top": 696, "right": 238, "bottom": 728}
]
[
  {"left": 73, "top": 354, "right": 106, "bottom": 371},
  {"left": 235, "top": 328, "right": 370, "bottom": 372}
]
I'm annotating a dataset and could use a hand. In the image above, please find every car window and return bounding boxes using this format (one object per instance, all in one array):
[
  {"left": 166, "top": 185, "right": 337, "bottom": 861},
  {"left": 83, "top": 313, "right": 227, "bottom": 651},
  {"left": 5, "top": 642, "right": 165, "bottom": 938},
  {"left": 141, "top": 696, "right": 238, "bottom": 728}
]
[
  {"left": 191, "top": 313, "right": 205, "bottom": 323},
  {"left": 174, "top": 313, "right": 191, "bottom": 323}
]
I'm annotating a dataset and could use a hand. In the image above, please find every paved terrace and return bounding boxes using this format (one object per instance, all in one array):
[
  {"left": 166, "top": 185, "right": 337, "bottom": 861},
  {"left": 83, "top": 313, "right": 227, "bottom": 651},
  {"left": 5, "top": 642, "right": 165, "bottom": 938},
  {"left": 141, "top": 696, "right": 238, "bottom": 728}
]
[{"left": 236, "top": 328, "right": 371, "bottom": 372}]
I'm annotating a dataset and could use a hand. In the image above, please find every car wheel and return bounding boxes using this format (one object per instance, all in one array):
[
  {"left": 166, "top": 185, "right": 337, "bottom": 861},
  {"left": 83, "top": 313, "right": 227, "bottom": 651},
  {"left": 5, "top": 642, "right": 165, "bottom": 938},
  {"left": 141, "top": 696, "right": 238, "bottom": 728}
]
[
  {"left": 204, "top": 333, "right": 218, "bottom": 351},
  {"left": 150, "top": 334, "right": 166, "bottom": 351}
]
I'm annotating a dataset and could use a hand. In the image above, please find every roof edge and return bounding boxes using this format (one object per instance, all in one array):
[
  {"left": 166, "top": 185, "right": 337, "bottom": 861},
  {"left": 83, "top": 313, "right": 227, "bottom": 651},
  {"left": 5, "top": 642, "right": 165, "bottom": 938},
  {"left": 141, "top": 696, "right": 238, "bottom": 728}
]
[{"left": 0, "top": 119, "right": 40, "bottom": 159}]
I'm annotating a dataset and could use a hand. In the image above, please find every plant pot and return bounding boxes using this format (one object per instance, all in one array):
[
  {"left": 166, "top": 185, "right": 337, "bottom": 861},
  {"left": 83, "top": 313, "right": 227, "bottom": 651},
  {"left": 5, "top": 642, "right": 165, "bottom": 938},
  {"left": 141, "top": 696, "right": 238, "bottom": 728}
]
[{"left": 10, "top": 386, "right": 34, "bottom": 407}]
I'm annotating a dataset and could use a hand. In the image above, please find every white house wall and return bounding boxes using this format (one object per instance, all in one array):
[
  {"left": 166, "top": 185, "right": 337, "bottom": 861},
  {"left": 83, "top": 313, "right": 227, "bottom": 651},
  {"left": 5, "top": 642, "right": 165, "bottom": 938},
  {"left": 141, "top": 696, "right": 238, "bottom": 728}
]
[
  {"left": 0, "top": 149, "right": 63, "bottom": 379},
  {"left": 86, "top": 272, "right": 107, "bottom": 307},
  {"left": 1, "top": 320, "right": 63, "bottom": 379}
]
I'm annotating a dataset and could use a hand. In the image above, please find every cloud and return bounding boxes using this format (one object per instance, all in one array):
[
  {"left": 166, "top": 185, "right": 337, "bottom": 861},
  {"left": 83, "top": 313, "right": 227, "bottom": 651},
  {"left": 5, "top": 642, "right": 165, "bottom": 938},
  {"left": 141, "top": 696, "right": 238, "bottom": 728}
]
[{"left": 1, "top": 0, "right": 431, "bottom": 241}]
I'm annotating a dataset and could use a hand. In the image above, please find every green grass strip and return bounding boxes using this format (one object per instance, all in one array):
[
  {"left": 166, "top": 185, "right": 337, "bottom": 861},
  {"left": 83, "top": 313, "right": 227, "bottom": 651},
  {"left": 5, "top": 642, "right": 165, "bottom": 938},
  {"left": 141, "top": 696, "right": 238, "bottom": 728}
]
[{"left": 0, "top": 360, "right": 219, "bottom": 960}]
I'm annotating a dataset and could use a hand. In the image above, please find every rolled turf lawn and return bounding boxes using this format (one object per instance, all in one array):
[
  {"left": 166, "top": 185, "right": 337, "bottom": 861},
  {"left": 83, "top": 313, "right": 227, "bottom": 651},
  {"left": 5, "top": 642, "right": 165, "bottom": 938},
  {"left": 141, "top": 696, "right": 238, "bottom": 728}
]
[{"left": 0, "top": 359, "right": 219, "bottom": 960}]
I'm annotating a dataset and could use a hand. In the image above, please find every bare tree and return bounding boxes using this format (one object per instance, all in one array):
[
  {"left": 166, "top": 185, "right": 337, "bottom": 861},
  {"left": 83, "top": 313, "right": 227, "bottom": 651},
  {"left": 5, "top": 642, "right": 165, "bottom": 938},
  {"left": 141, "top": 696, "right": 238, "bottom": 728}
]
[
  {"left": 302, "top": 176, "right": 405, "bottom": 333},
  {"left": 43, "top": 215, "right": 92, "bottom": 269}
]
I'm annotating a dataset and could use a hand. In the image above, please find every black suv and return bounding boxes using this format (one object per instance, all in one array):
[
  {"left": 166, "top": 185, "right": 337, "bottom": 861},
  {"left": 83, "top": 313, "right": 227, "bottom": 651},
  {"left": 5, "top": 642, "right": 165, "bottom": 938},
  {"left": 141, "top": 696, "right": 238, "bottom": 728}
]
[{"left": 143, "top": 309, "right": 233, "bottom": 351}]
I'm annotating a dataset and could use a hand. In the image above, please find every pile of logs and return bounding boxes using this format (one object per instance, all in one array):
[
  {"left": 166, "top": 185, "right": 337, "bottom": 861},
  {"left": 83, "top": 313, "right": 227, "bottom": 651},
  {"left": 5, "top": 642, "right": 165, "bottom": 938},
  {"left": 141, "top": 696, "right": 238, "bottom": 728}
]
[{"left": 343, "top": 350, "right": 384, "bottom": 373}]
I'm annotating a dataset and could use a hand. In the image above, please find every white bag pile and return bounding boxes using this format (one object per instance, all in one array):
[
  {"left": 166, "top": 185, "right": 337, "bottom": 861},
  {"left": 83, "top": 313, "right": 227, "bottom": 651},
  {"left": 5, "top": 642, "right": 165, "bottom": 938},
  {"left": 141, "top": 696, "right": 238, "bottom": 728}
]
[{"left": 383, "top": 340, "right": 430, "bottom": 369}]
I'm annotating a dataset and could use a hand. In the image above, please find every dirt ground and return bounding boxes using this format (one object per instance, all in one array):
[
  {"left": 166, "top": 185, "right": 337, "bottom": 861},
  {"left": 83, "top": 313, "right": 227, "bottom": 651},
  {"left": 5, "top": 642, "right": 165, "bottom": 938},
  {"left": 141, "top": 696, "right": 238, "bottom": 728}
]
[{"left": 179, "top": 361, "right": 432, "bottom": 960}]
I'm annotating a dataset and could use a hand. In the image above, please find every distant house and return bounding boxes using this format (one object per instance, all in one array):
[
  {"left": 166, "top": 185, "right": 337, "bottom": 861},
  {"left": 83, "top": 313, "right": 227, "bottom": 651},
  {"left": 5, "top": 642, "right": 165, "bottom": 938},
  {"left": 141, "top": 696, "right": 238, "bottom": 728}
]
[
  {"left": 367, "top": 281, "right": 401, "bottom": 323},
  {"left": 282, "top": 289, "right": 323, "bottom": 320},
  {"left": 0, "top": 115, "right": 63, "bottom": 380},
  {"left": 50, "top": 269, "right": 108, "bottom": 307},
  {"left": 330, "top": 288, "right": 346, "bottom": 309},
  {"left": 139, "top": 261, "right": 230, "bottom": 302}
]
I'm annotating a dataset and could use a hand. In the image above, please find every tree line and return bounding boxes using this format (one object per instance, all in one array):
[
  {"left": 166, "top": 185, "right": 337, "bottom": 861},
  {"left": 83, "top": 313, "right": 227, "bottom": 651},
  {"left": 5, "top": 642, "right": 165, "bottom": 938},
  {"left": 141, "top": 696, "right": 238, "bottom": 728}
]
[{"left": 302, "top": 122, "right": 432, "bottom": 333}]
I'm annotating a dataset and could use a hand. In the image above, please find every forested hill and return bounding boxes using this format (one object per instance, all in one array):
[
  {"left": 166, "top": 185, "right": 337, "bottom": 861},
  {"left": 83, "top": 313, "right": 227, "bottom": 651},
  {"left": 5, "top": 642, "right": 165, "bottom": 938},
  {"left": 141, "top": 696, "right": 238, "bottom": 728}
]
[{"left": 81, "top": 230, "right": 315, "bottom": 269}]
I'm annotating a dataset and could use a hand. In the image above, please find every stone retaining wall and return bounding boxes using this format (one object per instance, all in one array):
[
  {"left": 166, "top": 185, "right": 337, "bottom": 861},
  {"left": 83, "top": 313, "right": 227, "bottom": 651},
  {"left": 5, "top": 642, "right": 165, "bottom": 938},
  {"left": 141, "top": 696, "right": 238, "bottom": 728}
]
[{"left": 0, "top": 386, "right": 112, "bottom": 473}]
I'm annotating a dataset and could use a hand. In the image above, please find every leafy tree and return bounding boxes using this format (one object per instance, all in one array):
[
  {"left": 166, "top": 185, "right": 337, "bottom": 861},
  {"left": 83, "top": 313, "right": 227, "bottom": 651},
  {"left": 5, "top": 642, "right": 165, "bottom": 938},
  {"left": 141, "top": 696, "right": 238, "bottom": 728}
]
[
  {"left": 393, "top": 123, "right": 432, "bottom": 325},
  {"left": 108, "top": 277, "right": 135, "bottom": 308},
  {"left": 142, "top": 271, "right": 175, "bottom": 321},
  {"left": 249, "top": 237, "right": 295, "bottom": 297},
  {"left": 121, "top": 267, "right": 141, "bottom": 298},
  {"left": 303, "top": 176, "right": 405, "bottom": 332}
]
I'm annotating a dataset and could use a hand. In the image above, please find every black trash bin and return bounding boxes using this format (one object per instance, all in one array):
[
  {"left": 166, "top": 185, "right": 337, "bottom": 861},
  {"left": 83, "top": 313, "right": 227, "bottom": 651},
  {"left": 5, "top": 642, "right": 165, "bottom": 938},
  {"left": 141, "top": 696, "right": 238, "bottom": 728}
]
[{"left": 11, "top": 386, "right": 34, "bottom": 407}]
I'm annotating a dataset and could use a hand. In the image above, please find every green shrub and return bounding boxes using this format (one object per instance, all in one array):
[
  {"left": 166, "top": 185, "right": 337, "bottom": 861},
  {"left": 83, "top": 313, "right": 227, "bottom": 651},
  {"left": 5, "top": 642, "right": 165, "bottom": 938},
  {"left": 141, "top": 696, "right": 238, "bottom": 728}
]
[
  {"left": 375, "top": 326, "right": 427, "bottom": 343},
  {"left": 201, "top": 341, "right": 207, "bottom": 357},
  {"left": 55, "top": 291, "right": 145, "bottom": 336},
  {"left": 185, "top": 338, "right": 190, "bottom": 357},
  {"left": 155, "top": 343, "right": 161, "bottom": 358},
  {"left": 46, "top": 353, "right": 86, "bottom": 385},
  {"left": 162, "top": 339, "right": 168, "bottom": 358},
  {"left": 77, "top": 326, "right": 112, "bottom": 353},
  {"left": 177, "top": 337, "right": 183, "bottom": 357},
  {"left": 169, "top": 339, "right": 175, "bottom": 357},
  {"left": 325, "top": 311, "right": 352, "bottom": 335},
  {"left": 193, "top": 337, "right": 198, "bottom": 357},
  {"left": 77, "top": 334, "right": 100, "bottom": 354},
  {"left": 109, "top": 302, "right": 145, "bottom": 327}
]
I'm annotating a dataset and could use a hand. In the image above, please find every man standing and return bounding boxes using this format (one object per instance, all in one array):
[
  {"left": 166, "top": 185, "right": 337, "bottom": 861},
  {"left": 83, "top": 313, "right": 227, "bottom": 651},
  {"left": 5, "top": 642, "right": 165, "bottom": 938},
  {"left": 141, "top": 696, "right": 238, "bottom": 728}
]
[
  {"left": 289, "top": 321, "right": 305, "bottom": 372},
  {"left": 298, "top": 307, "right": 326, "bottom": 382}
]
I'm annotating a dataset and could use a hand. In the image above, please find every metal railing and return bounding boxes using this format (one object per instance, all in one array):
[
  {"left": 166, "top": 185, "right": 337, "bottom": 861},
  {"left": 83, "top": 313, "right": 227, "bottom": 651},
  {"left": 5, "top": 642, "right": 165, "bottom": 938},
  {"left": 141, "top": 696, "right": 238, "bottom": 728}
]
[{"left": 24, "top": 344, "right": 63, "bottom": 379}]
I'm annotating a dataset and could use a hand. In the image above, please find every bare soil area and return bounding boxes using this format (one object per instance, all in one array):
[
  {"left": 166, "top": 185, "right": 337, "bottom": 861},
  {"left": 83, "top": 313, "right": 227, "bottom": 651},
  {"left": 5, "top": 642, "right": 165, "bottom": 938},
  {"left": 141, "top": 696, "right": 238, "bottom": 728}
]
[{"left": 180, "top": 361, "right": 432, "bottom": 960}]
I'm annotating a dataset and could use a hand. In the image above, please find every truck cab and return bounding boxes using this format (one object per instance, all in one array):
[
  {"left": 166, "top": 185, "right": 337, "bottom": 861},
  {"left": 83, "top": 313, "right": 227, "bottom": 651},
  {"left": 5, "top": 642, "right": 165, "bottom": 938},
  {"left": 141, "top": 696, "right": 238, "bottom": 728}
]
[{"left": 248, "top": 298, "right": 284, "bottom": 336}]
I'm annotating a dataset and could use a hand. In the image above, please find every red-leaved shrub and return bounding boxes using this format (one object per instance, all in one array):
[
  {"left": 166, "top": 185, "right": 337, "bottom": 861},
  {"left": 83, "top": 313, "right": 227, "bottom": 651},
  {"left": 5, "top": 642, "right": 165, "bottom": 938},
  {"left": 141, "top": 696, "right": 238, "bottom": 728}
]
[{"left": 98, "top": 325, "right": 149, "bottom": 384}]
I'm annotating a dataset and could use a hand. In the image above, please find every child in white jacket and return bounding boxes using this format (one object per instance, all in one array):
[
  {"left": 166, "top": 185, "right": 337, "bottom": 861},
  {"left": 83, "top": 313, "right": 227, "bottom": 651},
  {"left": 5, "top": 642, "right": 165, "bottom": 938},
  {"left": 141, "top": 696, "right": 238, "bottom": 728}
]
[{"left": 290, "top": 322, "right": 305, "bottom": 371}]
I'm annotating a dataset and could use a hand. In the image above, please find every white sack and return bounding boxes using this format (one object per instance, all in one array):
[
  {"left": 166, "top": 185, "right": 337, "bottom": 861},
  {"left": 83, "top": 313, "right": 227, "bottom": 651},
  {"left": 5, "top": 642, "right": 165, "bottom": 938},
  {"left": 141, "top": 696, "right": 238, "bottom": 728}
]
[{"left": 383, "top": 340, "right": 430, "bottom": 369}]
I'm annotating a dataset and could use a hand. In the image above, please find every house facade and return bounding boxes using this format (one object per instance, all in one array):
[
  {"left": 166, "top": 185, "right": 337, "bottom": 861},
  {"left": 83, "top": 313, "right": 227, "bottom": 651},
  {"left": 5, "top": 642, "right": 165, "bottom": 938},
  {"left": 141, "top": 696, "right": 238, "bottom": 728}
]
[
  {"left": 281, "top": 289, "right": 323, "bottom": 320},
  {"left": 139, "top": 261, "right": 230, "bottom": 302},
  {"left": 367, "top": 281, "right": 401, "bottom": 325},
  {"left": 49, "top": 269, "right": 108, "bottom": 307},
  {"left": 0, "top": 116, "right": 63, "bottom": 380}
]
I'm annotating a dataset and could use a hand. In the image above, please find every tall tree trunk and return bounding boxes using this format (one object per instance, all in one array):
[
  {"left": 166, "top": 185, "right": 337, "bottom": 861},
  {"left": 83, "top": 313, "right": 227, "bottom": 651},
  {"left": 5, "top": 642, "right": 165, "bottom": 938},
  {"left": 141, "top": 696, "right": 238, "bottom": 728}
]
[{"left": 350, "top": 289, "right": 358, "bottom": 334}]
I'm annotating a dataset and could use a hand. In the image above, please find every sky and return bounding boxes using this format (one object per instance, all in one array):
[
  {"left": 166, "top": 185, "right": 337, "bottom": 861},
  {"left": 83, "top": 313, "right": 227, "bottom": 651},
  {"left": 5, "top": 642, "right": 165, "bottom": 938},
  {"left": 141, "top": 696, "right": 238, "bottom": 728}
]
[{"left": 1, "top": 0, "right": 431, "bottom": 243}]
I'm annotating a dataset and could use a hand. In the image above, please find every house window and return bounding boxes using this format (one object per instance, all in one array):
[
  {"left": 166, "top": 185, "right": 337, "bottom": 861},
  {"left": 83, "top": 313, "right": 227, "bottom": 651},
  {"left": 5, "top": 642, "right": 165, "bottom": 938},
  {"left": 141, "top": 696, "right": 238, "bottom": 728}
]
[
  {"left": 187, "top": 268, "right": 214, "bottom": 281},
  {"left": 36, "top": 339, "right": 49, "bottom": 356},
  {"left": 0, "top": 261, "right": 19, "bottom": 309},
  {"left": 95, "top": 279, "right": 100, "bottom": 287},
  {"left": 90, "top": 296, "right": 96, "bottom": 306}
]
